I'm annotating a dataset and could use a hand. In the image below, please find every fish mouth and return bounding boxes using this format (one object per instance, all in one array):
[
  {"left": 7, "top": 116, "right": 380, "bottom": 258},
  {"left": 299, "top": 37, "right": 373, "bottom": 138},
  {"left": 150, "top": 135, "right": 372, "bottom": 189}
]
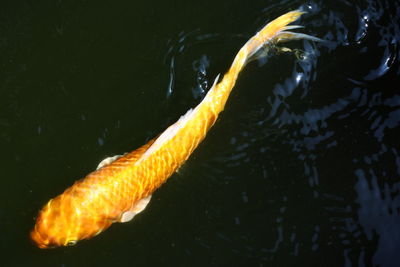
[{"left": 30, "top": 228, "right": 57, "bottom": 249}]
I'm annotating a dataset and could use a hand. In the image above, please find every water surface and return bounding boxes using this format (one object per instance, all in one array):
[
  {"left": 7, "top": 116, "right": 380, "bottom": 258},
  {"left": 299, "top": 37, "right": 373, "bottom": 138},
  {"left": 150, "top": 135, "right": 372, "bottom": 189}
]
[{"left": 1, "top": 0, "right": 400, "bottom": 266}]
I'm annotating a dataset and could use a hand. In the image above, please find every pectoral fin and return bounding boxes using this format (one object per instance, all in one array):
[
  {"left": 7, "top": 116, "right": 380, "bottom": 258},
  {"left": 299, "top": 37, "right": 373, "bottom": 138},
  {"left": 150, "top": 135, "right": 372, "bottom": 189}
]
[
  {"left": 97, "top": 154, "right": 124, "bottom": 170},
  {"left": 119, "top": 195, "right": 152, "bottom": 223}
]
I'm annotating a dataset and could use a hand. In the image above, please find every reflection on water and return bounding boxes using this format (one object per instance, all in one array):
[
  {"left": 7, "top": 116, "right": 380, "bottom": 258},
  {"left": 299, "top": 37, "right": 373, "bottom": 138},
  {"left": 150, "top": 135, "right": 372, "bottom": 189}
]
[
  {"left": 355, "top": 168, "right": 400, "bottom": 266},
  {"left": 183, "top": 0, "right": 400, "bottom": 265},
  {"left": 1, "top": 0, "right": 400, "bottom": 266}
]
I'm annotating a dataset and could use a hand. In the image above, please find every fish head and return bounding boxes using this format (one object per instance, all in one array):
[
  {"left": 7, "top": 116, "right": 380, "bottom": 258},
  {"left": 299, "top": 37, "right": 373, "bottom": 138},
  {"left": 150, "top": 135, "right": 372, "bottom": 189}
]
[{"left": 30, "top": 192, "right": 112, "bottom": 249}]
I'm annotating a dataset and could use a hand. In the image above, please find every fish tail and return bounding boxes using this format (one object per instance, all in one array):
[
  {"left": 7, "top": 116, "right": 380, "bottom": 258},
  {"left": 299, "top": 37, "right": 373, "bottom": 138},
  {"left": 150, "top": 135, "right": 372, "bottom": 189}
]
[
  {"left": 210, "top": 10, "right": 319, "bottom": 110},
  {"left": 231, "top": 10, "right": 320, "bottom": 71},
  {"left": 204, "top": 10, "right": 320, "bottom": 113},
  {"left": 246, "top": 10, "right": 321, "bottom": 58}
]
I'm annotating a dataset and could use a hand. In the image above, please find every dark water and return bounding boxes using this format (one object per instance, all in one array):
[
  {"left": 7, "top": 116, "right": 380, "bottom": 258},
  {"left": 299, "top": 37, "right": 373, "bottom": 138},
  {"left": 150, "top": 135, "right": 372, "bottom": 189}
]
[{"left": 1, "top": 0, "right": 400, "bottom": 266}]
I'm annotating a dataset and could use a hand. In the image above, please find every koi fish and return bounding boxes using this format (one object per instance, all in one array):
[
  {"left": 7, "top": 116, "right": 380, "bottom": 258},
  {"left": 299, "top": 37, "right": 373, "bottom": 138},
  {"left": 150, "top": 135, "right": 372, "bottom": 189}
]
[{"left": 31, "top": 10, "right": 319, "bottom": 248}]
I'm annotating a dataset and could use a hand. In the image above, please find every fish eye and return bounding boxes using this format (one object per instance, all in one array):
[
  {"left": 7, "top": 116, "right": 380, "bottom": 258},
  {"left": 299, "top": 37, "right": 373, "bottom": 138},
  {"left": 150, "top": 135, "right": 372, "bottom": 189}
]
[{"left": 66, "top": 240, "right": 77, "bottom": 246}]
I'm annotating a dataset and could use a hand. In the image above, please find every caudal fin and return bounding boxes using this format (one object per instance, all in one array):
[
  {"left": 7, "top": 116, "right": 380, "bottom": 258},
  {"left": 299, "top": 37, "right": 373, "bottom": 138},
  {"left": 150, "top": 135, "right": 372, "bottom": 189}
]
[
  {"left": 233, "top": 10, "right": 321, "bottom": 68},
  {"left": 205, "top": 10, "right": 320, "bottom": 112}
]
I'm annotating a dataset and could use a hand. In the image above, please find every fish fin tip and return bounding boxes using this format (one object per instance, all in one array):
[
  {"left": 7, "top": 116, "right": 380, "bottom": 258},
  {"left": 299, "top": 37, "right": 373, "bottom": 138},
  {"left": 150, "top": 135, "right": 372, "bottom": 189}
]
[
  {"left": 275, "top": 31, "right": 323, "bottom": 43},
  {"left": 283, "top": 25, "right": 305, "bottom": 31},
  {"left": 97, "top": 154, "right": 125, "bottom": 170},
  {"left": 213, "top": 74, "right": 221, "bottom": 86},
  {"left": 120, "top": 195, "right": 152, "bottom": 223}
]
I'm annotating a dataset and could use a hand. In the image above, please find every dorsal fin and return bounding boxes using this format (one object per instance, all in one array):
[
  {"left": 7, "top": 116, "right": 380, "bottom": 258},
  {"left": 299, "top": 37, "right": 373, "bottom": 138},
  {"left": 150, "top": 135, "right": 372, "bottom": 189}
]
[
  {"left": 136, "top": 108, "right": 195, "bottom": 164},
  {"left": 136, "top": 75, "right": 220, "bottom": 164}
]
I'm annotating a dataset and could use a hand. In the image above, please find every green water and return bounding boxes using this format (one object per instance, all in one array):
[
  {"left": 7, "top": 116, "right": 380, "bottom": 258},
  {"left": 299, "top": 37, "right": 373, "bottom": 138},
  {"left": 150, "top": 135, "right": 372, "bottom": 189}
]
[{"left": 1, "top": 0, "right": 400, "bottom": 266}]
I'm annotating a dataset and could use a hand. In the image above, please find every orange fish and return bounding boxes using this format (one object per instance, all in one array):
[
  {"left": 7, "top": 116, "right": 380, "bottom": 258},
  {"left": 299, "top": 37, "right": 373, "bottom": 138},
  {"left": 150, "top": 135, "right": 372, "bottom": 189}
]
[{"left": 31, "top": 10, "right": 319, "bottom": 248}]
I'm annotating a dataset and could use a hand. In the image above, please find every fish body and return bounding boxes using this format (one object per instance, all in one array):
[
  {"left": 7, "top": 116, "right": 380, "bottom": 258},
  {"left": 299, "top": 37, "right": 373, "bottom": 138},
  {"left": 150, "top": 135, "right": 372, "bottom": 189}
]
[{"left": 31, "top": 10, "right": 318, "bottom": 248}]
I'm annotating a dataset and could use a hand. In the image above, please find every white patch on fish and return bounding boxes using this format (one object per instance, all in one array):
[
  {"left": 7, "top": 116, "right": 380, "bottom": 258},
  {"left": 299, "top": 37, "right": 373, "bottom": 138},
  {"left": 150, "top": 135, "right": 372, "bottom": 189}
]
[
  {"left": 119, "top": 195, "right": 152, "bottom": 223},
  {"left": 137, "top": 75, "right": 220, "bottom": 164}
]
